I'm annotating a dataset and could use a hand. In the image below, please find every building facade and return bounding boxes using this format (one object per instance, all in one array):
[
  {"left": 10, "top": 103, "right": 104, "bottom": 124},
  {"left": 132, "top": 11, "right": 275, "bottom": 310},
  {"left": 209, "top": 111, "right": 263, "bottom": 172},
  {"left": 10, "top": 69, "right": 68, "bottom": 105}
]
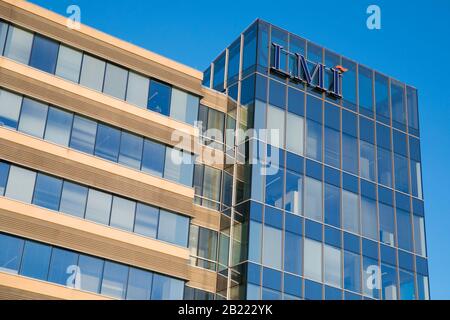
[{"left": 0, "top": 0, "right": 428, "bottom": 300}]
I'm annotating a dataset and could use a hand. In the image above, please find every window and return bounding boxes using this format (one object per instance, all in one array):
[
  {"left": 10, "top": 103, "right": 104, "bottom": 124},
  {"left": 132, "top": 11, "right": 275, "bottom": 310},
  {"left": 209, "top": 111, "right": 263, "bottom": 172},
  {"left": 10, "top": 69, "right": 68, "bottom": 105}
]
[
  {"left": 118, "top": 132, "right": 143, "bottom": 170},
  {"left": 399, "top": 269, "right": 415, "bottom": 300},
  {"left": 262, "top": 224, "right": 282, "bottom": 270},
  {"left": 196, "top": 227, "right": 218, "bottom": 266},
  {"left": 201, "top": 165, "right": 222, "bottom": 207},
  {"left": 55, "top": 45, "right": 82, "bottom": 82},
  {"left": 79, "top": 54, "right": 106, "bottom": 91},
  {"left": 379, "top": 203, "right": 395, "bottom": 246},
  {"left": 344, "top": 251, "right": 361, "bottom": 293},
  {"left": 342, "top": 134, "right": 358, "bottom": 175},
  {"left": 170, "top": 88, "right": 199, "bottom": 125},
  {"left": 325, "top": 183, "right": 341, "bottom": 227},
  {"left": 141, "top": 139, "right": 165, "bottom": 177},
  {"left": 0, "top": 21, "right": 8, "bottom": 54},
  {"left": 158, "top": 210, "right": 189, "bottom": 246},
  {"left": 134, "top": 203, "right": 159, "bottom": 238},
  {"left": 59, "top": 181, "right": 88, "bottom": 218},
  {"left": 284, "top": 231, "right": 302, "bottom": 275},
  {"left": 266, "top": 105, "right": 285, "bottom": 148},
  {"left": 358, "top": 66, "right": 373, "bottom": 113},
  {"left": 5, "top": 165, "right": 36, "bottom": 203},
  {"left": 148, "top": 80, "right": 171, "bottom": 116},
  {"left": 0, "top": 162, "right": 9, "bottom": 196},
  {"left": 78, "top": 254, "right": 104, "bottom": 293},
  {"left": 391, "top": 80, "right": 406, "bottom": 128},
  {"left": 304, "top": 177, "right": 323, "bottom": 222},
  {"left": 85, "top": 189, "right": 112, "bottom": 225},
  {"left": 20, "top": 241, "right": 51, "bottom": 281},
  {"left": 410, "top": 160, "right": 423, "bottom": 199},
  {"left": 212, "top": 53, "right": 225, "bottom": 92},
  {"left": 381, "top": 263, "right": 398, "bottom": 300},
  {"left": 18, "top": 98, "right": 48, "bottom": 138},
  {"left": 126, "top": 72, "right": 149, "bottom": 109},
  {"left": 360, "top": 141, "right": 375, "bottom": 181},
  {"left": 324, "top": 245, "right": 342, "bottom": 288},
  {"left": 362, "top": 257, "right": 380, "bottom": 299},
  {"left": 4, "top": 26, "right": 33, "bottom": 64},
  {"left": 285, "top": 170, "right": 303, "bottom": 215},
  {"left": 126, "top": 267, "right": 153, "bottom": 300},
  {"left": 407, "top": 87, "right": 419, "bottom": 133},
  {"left": 70, "top": 115, "right": 97, "bottom": 154},
  {"left": 110, "top": 196, "right": 136, "bottom": 232},
  {"left": 0, "top": 89, "right": 22, "bottom": 129},
  {"left": 394, "top": 154, "right": 409, "bottom": 193},
  {"left": 0, "top": 233, "right": 24, "bottom": 274},
  {"left": 324, "top": 126, "right": 340, "bottom": 168},
  {"left": 47, "top": 248, "right": 79, "bottom": 286},
  {"left": 375, "top": 73, "right": 390, "bottom": 123},
  {"left": 397, "top": 209, "right": 413, "bottom": 252},
  {"left": 151, "top": 274, "right": 184, "bottom": 300},
  {"left": 414, "top": 215, "right": 426, "bottom": 256},
  {"left": 342, "top": 190, "right": 360, "bottom": 234},
  {"left": 32, "top": 173, "right": 63, "bottom": 211},
  {"left": 306, "top": 120, "right": 322, "bottom": 161},
  {"left": 29, "top": 35, "right": 59, "bottom": 73},
  {"left": 286, "top": 112, "right": 304, "bottom": 155},
  {"left": 304, "top": 238, "right": 322, "bottom": 282},
  {"left": 377, "top": 147, "right": 392, "bottom": 187},
  {"left": 44, "top": 107, "right": 73, "bottom": 146},
  {"left": 227, "top": 39, "right": 240, "bottom": 84},
  {"left": 361, "top": 197, "right": 377, "bottom": 240},
  {"left": 94, "top": 124, "right": 121, "bottom": 162},
  {"left": 101, "top": 261, "right": 129, "bottom": 299},
  {"left": 103, "top": 63, "right": 128, "bottom": 100},
  {"left": 164, "top": 148, "right": 193, "bottom": 186},
  {"left": 265, "top": 165, "right": 283, "bottom": 208}
]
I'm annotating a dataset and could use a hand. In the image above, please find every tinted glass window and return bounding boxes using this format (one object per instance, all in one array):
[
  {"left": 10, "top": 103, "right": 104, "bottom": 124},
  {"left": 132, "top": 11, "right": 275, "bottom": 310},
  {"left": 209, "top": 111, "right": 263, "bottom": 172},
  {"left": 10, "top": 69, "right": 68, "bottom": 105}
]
[
  {"left": 267, "top": 104, "right": 285, "bottom": 148},
  {"left": 170, "top": 88, "right": 199, "bottom": 125},
  {"left": 342, "top": 190, "right": 360, "bottom": 234},
  {"left": 286, "top": 112, "right": 304, "bottom": 155},
  {"left": 164, "top": 148, "right": 193, "bottom": 186},
  {"left": 148, "top": 80, "right": 171, "bottom": 116},
  {"left": 126, "top": 72, "right": 149, "bottom": 109},
  {"left": 70, "top": 115, "right": 97, "bottom": 154},
  {"left": 118, "top": 131, "right": 143, "bottom": 170},
  {"left": 0, "top": 162, "right": 9, "bottom": 196},
  {"left": 324, "top": 126, "right": 340, "bottom": 168},
  {"left": 324, "top": 183, "right": 340, "bottom": 227},
  {"left": 324, "top": 244, "right": 342, "bottom": 288},
  {"left": 4, "top": 26, "right": 33, "bottom": 64},
  {"left": 141, "top": 139, "right": 165, "bottom": 177},
  {"left": 342, "top": 134, "right": 358, "bottom": 175},
  {"left": 285, "top": 170, "right": 303, "bottom": 215},
  {"left": 20, "top": 241, "right": 51, "bottom": 281},
  {"left": 158, "top": 210, "right": 189, "bottom": 246},
  {"left": 377, "top": 147, "right": 393, "bottom": 187},
  {"left": 44, "top": 107, "right": 73, "bottom": 146},
  {"left": 18, "top": 98, "right": 48, "bottom": 138},
  {"left": 0, "top": 233, "right": 24, "bottom": 274},
  {"left": 78, "top": 254, "right": 103, "bottom": 293},
  {"left": 0, "top": 21, "right": 8, "bottom": 54},
  {"left": 344, "top": 251, "right": 361, "bottom": 293},
  {"left": 47, "top": 248, "right": 79, "bottom": 286},
  {"left": 306, "top": 120, "right": 322, "bottom": 161},
  {"left": 304, "top": 177, "right": 323, "bottom": 222},
  {"left": 94, "top": 124, "right": 121, "bottom": 162},
  {"left": 379, "top": 203, "right": 395, "bottom": 246},
  {"left": 358, "top": 66, "right": 373, "bottom": 113},
  {"left": 32, "top": 173, "right": 63, "bottom": 211},
  {"left": 29, "top": 35, "right": 59, "bottom": 73},
  {"left": 375, "top": 73, "right": 390, "bottom": 123},
  {"left": 55, "top": 45, "right": 82, "bottom": 82},
  {"left": 134, "top": 203, "right": 159, "bottom": 238},
  {"left": 151, "top": 274, "right": 184, "bottom": 300},
  {"left": 391, "top": 80, "right": 406, "bottom": 127},
  {"left": 397, "top": 209, "right": 413, "bottom": 252},
  {"left": 59, "top": 181, "right": 88, "bottom": 218},
  {"left": 262, "top": 225, "right": 282, "bottom": 270},
  {"left": 85, "top": 189, "right": 112, "bottom": 225},
  {"left": 110, "top": 196, "right": 136, "bottom": 232},
  {"left": 304, "top": 238, "right": 322, "bottom": 282},
  {"left": 0, "top": 89, "right": 22, "bottom": 129},
  {"left": 126, "top": 267, "right": 153, "bottom": 300},
  {"left": 79, "top": 55, "right": 106, "bottom": 91},
  {"left": 361, "top": 197, "right": 377, "bottom": 240},
  {"left": 284, "top": 231, "right": 302, "bottom": 275},
  {"left": 5, "top": 165, "right": 36, "bottom": 203},
  {"left": 103, "top": 63, "right": 128, "bottom": 100},
  {"left": 101, "top": 261, "right": 129, "bottom": 299},
  {"left": 360, "top": 141, "right": 375, "bottom": 181}
]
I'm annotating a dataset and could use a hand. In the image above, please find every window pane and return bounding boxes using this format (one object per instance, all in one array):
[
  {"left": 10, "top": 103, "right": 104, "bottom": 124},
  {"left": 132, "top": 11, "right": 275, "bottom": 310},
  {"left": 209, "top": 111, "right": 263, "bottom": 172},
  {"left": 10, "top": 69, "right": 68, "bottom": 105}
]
[
  {"left": 79, "top": 54, "right": 106, "bottom": 91},
  {"left": 78, "top": 254, "right": 103, "bottom": 293},
  {"left": 397, "top": 209, "right": 413, "bottom": 252},
  {"left": 170, "top": 88, "right": 199, "bottom": 125},
  {"left": 266, "top": 105, "right": 285, "bottom": 148},
  {"left": 59, "top": 181, "right": 88, "bottom": 218},
  {"left": 202, "top": 165, "right": 221, "bottom": 204},
  {"left": 417, "top": 274, "right": 429, "bottom": 300},
  {"left": 304, "top": 238, "right": 322, "bottom": 282},
  {"left": 4, "top": 26, "right": 33, "bottom": 64},
  {"left": 0, "top": 162, "right": 9, "bottom": 196},
  {"left": 360, "top": 141, "right": 375, "bottom": 181},
  {"left": 118, "top": 132, "right": 143, "bottom": 170},
  {"left": 324, "top": 126, "right": 340, "bottom": 168},
  {"left": 265, "top": 165, "right": 283, "bottom": 208},
  {"left": 70, "top": 115, "right": 97, "bottom": 154},
  {"left": 379, "top": 203, "right": 395, "bottom": 246},
  {"left": 32, "top": 173, "right": 63, "bottom": 211},
  {"left": 394, "top": 154, "right": 409, "bottom": 193},
  {"left": 126, "top": 267, "right": 153, "bottom": 300},
  {"left": 399, "top": 269, "right": 415, "bottom": 300},
  {"left": 0, "top": 89, "right": 22, "bottom": 129},
  {"left": 44, "top": 107, "right": 73, "bottom": 146},
  {"left": 141, "top": 139, "right": 165, "bottom": 177},
  {"left": 391, "top": 81, "right": 406, "bottom": 127},
  {"left": 47, "top": 248, "right": 79, "bottom": 286},
  {"left": 381, "top": 263, "right": 398, "bottom": 300},
  {"left": 414, "top": 215, "right": 426, "bottom": 256},
  {"left": 262, "top": 225, "right": 282, "bottom": 270},
  {"left": 103, "top": 63, "right": 128, "bottom": 99},
  {"left": 18, "top": 98, "right": 48, "bottom": 138},
  {"left": 20, "top": 241, "right": 51, "bottom": 281},
  {"left": 407, "top": 87, "right": 419, "bottom": 132},
  {"left": 362, "top": 257, "right": 380, "bottom": 299},
  {"left": 358, "top": 66, "right": 373, "bottom": 112},
  {"left": 158, "top": 210, "right": 189, "bottom": 246},
  {"left": 342, "top": 190, "right": 360, "bottom": 234},
  {"left": 325, "top": 183, "right": 340, "bottom": 227},
  {"left": 284, "top": 231, "right": 302, "bottom": 275},
  {"left": 285, "top": 170, "right": 303, "bottom": 215},
  {"left": 29, "top": 35, "right": 59, "bottom": 74},
  {"left": 148, "top": 80, "right": 171, "bottom": 116},
  {"left": 197, "top": 227, "right": 218, "bottom": 262},
  {"left": 342, "top": 134, "right": 358, "bottom": 174},
  {"left": 126, "top": 72, "right": 149, "bottom": 108},
  {"left": 286, "top": 112, "right": 304, "bottom": 155},
  {"left": 375, "top": 73, "right": 390, "bottom": 123},
  {"left": 110, "top": 196, "right": 136, "bottom": 232},
  {"left": 361, "top": 197, "right": 377, "bottom": 240},
  {"left": 304, "top": 177, "right": 323, "bottom": 222},
  {"left": 134, "top": 203, "right": 158, "bottom": 238},
  {"left": 151, "top": 274, "right": 184, "bottom": 300},
  {"left": 344, "top": 251, "right": 361, "bottom": 293},
  {"left": 94, "top": 124, "right": 121, "bottom": 162},
  {"left": 0, "top": 233, "right": 24, "bottom": 274},
  {"left": 324, "top": 245, "right": 342, "bottom": 288},
  {"left": 0, "top": 21, "right": 8, "bottom": 54},
  {"left": 306, "top": 120, "right": 322, "bottom": 161},
  {"left": 101, "top": 261, "right": 129, "bottom": 299},
  {"left": 55, "top": 45, "right": 82, "bottom": 82},
  {"left": 377, "top": 147, "right": 393, "bottom": 187},
  {"left": 410, "top": 160, "right": 423, "bottom": 199},
  {"left": 85, "top": 189, "right": 112, "bottom": 225},
  {"left": 164, "top": 148, "right": 193, "bottom": 186},
  {"left": 5, "top": 165, "right": 36, "bottom": 203}
]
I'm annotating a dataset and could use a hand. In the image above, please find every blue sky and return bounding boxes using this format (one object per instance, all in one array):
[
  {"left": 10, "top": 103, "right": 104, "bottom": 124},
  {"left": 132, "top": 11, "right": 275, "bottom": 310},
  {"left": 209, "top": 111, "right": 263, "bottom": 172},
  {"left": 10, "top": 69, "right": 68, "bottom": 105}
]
[{"left": 28, "top": 0, "right": 450, "bottom": 299}]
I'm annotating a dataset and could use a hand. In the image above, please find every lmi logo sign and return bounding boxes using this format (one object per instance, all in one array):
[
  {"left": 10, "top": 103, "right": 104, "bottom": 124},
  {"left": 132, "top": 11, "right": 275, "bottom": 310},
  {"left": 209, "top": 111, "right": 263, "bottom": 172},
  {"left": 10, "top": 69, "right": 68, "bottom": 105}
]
[{"left": 271, "top": 43, "right": 346, "bottom": 99}]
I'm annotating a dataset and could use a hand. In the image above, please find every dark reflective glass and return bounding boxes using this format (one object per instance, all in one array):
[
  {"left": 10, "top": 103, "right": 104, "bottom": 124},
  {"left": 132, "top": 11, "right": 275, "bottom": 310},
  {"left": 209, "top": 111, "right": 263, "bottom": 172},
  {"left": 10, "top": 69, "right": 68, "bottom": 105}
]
[
  {"left": 29, "top": 35, "right": 59, "bottom": 74},
  {"left": 32, "top": 173, "right": 63, "bottom": 211},
  {"left": 148, "top": 80, "right": 171, "bottom": 116},
  {"left": 20, "top": 241, "right": 52, "bottom": 281}
]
